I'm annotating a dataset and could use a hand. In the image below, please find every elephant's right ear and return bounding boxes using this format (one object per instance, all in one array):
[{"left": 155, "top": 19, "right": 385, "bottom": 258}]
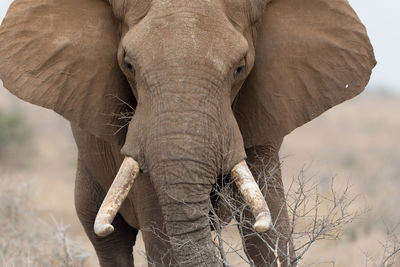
[{"left": 0, "top": 0, "right": 133, "bottom": 145}]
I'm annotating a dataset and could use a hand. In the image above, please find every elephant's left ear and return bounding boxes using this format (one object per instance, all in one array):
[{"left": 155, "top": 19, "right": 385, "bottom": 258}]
[
  {"left": 0, "top": 0, "right": 133, "bottom": 145},
  {"left": 234, "top": 0, "right": 376, "bottom": 148}
]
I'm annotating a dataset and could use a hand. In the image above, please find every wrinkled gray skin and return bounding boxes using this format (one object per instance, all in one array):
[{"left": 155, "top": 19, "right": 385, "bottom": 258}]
[{"left": 0, "top": 0, "right": 376, "bottom": 265}]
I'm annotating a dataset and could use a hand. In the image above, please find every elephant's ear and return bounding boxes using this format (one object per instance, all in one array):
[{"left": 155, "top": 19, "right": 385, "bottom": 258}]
[
  {"left": 234, "top": 0, "right": 376, "bottom": 148},
  {"left": 0, "top": 0, "right": 133, "bottom": 145}
]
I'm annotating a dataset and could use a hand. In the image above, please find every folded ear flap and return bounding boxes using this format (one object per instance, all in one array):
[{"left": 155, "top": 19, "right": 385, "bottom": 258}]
[
  {"left": 0, "top": 0, "right": 133, "bottom": 145},
  {"left": 234, "top": 0, "right": 376, "bottom": 148}
]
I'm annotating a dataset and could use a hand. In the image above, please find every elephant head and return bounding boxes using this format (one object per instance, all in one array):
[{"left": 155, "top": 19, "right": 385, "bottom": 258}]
[{"left": 0, "top": 0, "right": 375, "bottom": 265}]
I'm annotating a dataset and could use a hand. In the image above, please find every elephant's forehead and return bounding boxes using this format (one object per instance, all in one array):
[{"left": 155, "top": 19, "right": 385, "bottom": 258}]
[
  {"left": 122, "top": 0, "right": 248, "bottom": 74},
  {"left": 151, "top": 0, "right": 225, "bottom": 10},
  {"left": 112, "top": 0, "right": 250, "bottom": 26},
  {"left": 148, "top": 0, "right": 226, "bottom": 25}
]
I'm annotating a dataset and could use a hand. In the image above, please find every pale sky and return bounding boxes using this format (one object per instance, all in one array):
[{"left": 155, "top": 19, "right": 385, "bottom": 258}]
[{"left": 1, "top": 0, "right": 399, "bottom": 92}]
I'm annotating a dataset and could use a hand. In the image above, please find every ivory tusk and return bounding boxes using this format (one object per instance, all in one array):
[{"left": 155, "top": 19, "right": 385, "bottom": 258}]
[
  {"left": 94, "top": 157, "right": 139, "bottom": 237},
  {"left": 231, "top": 160, "right": 272, "bottom": 232}
]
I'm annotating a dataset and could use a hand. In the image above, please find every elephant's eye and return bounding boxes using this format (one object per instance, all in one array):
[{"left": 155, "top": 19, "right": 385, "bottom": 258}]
[
  {"left": 124, "top": 61, "right": 135, "bottom": 73},
  {"left": 123, "top": 51, "right": 135, "bottom": 74},
  {"left": 234, "top": 65, "right": 246, "bottom": 77}
]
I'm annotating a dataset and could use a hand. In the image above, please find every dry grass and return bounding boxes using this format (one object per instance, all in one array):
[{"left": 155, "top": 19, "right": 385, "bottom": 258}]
[
  {"left": 0, "top": 174, "right": 90, "bottom": 267},
  {"left": 1, "top": 87, "right": 399, "bottom": 266}
]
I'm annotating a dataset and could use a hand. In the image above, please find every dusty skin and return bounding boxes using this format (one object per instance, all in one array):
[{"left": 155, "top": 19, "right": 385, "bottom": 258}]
[{"left": 0, "top": 0, "right": 375, "bottom": 266}]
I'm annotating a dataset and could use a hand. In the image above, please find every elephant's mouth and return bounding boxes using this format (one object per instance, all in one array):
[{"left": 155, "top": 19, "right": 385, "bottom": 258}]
[{"left": 93, "top": 156, "right": 272, "bottom": 237}]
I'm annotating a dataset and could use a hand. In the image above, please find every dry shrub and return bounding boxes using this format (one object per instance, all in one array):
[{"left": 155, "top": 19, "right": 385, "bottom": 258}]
[
  {"left": 0, "top": 174, "right": 90, "bottom": 267},
  {"left": 207, "top": 162, "right": 400, "bottom": 266},
  {"left": 363, "top": 223, "right": 400, "bottom": 267}
]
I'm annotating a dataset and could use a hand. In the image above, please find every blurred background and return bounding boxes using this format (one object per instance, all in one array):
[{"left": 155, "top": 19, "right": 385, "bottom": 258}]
[{"left": 0, "top": 0, "right": 399, "bottom": 266}]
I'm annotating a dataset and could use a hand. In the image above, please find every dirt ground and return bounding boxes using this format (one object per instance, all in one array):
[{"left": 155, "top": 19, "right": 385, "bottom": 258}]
[{"left": 0, "top": 86, "right": 399, "bottom": 266}]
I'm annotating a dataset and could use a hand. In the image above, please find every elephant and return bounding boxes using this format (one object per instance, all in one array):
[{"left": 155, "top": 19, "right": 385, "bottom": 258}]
[{"left": 0, "top": 0, "right": 375, "bottom": 266}]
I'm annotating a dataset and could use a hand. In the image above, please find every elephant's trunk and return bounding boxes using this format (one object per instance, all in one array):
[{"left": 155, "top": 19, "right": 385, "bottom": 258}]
[
  {"left": 143, "top": 105, "right": 222, "bottom": 265},
  {"left": 150, "top": 159, "right": 218, "bottom": 265}
]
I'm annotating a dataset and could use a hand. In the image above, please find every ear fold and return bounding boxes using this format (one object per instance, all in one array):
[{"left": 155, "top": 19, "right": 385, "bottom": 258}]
[
  {"left": 234, "top": 0, "right": 376, "bottom": 148},
  {"left": 0, "top": 0, "right": 133, "bottom": 145}
]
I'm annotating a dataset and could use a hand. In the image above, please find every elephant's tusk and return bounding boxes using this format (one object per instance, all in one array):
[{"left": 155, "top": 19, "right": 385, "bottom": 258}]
[
  {"left": 94, "top": 157, "right": 139, "bottom": 237},
  {"left": 231, "top": 160, "right": 272, "bottom": 232}
]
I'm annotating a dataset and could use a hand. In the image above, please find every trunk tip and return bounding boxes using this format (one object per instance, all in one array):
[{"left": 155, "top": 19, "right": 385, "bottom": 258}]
[
  {"left": 94, "top": 223, "right": 114, "bottom": 237},
  {"left": 253, "top": 212, "right": 272, "bottom": 233}
]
